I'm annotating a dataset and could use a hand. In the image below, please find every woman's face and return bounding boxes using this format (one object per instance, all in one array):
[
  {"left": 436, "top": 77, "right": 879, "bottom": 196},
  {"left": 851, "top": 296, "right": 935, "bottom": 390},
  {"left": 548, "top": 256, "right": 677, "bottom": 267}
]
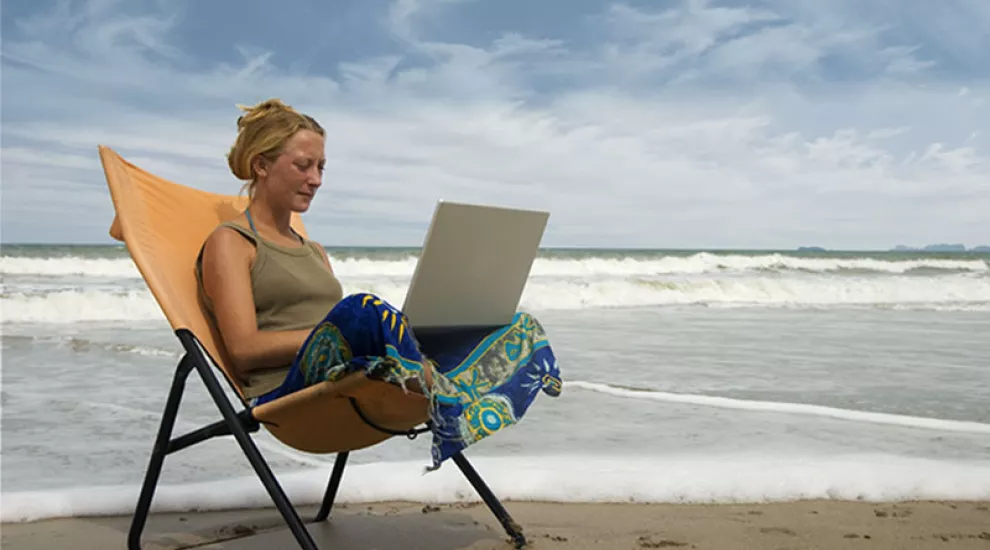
[{"left": 256, "top": 129, "right": 326, "bottom": 212}]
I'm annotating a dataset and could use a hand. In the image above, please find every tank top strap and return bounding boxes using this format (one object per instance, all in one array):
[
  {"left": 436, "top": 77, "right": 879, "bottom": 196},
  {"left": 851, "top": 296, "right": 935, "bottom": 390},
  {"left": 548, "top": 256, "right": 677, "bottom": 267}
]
[
  {"left": 244, "top": 207, "right": 259, "bottom": 234},
  {"left": 306, "top": 239, "right": 327, "bottom": 259},
  {"left": 244, "top": 207, "right": 306, "bottom": 245},
  {"left": 217, "top": 220, "right": 259, "bottom": 245}
]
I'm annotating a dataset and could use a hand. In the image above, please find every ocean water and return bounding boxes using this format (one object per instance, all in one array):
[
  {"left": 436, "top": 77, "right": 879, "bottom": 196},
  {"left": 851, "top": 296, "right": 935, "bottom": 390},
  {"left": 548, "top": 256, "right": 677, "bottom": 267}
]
[{"left": 2, "top": 245, "right": 989, "bottom": 522}]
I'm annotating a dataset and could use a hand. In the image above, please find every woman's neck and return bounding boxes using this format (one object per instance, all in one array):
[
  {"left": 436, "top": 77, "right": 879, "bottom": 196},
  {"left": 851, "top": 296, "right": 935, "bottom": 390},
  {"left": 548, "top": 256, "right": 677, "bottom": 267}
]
[{"left": 247, "top": 197, "right": 294, "bottom": 239}]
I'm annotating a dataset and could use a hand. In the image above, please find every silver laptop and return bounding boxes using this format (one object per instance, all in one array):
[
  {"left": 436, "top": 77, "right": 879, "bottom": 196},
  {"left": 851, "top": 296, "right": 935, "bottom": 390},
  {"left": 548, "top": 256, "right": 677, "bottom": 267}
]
[{"left": 401, "top": 200, "right": 549, "bottom": 329}]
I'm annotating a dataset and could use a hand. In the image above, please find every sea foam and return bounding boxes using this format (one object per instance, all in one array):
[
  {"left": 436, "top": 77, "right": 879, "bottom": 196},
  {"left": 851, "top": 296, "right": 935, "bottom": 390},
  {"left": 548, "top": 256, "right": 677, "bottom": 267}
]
[
  {"left": 1, "top": 252, "right": 987, "bottom": 279},
  {"left": 0, "top": 289, "right": 167, "bottom": 323},
  {"left": 3, "top": 274, "right": 988, "bottom": 324},
  {"left": 4, "top": 252, "right": 988, "bottom": 323},
  {"left": 3, "top": 454, "right": 989, "bottom": 523},
  {"left": 569, "top": 382, "right": 990, "bottom": 434}
]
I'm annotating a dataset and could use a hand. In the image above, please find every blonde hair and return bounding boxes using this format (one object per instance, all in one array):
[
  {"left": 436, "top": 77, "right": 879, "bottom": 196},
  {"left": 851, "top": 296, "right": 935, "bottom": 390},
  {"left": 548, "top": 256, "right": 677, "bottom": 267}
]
[{"left": 226, "top": 98, "right": 325, "bottom": 198}]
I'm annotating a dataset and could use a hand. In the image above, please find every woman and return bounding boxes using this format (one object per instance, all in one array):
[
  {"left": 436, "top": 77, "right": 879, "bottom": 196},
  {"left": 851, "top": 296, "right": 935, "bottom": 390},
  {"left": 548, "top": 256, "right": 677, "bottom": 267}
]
[{"left": 196, "top": 98, "right": 562, "bottom": 469}]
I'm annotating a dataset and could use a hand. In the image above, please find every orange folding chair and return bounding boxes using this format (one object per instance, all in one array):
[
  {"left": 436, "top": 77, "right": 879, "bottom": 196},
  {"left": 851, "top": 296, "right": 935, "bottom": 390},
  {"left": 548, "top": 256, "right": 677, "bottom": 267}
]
[{"left": 98, "top": 145, "right": 527, "bottom": 549}]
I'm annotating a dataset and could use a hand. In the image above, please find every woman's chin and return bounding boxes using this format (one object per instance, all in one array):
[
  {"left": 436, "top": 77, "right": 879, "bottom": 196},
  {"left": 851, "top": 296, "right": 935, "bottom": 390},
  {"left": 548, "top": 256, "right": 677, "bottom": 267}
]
[{"left": 292, "top": 196, "right": 314, "bottom": 212}]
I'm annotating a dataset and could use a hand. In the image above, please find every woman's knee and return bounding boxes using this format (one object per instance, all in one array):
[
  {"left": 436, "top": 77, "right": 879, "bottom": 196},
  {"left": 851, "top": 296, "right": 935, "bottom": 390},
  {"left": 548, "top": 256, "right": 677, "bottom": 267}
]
[
  {"left": 338, "top": 292, "right": 387, "bottom": 308},
  {"left": 335, "top": 293, "right": 403, "bottom": 320}
]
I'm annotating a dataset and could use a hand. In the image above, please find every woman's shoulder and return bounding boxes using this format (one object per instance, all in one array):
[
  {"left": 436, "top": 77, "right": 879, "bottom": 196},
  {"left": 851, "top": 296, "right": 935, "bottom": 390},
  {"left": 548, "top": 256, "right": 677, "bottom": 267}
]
[
  {"left": 201, "top": 220, "right": 259, "bottom": 264},
  {"left": 208, "top": 218, "right": 257, "bottom": 245},
  {"left": 290, "top": 235, "right": 335, "bottom": 275}
]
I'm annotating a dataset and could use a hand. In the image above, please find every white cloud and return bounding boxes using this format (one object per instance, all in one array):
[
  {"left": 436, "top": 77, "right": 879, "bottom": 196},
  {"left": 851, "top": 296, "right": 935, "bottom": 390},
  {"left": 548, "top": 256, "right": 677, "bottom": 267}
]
[{"left": 1, "top": 0, "right": 988, "bottom": 249}]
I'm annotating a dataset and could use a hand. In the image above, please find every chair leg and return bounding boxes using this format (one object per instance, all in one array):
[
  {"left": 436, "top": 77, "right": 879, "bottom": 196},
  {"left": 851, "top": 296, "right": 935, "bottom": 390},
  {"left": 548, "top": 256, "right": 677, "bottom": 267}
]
[
  {"left": 451, "top": 452, "right": 527, "bottom": 549},
  {"left": 315, "top": 452, "right": 349, "bottom": 522},
  {"left": 186, "top": 345, "right": 319, "bottom": 550},
  {"left": 128, "top": 355, "right": 194, "bottom": 550}
]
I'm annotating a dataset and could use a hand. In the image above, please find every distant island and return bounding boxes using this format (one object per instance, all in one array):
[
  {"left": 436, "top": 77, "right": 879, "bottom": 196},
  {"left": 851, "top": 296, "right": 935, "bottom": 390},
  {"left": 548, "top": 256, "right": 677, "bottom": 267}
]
[
  {"left": 891, "top": 244, "right": 990, "bottom": 252},
  {"left": 796, "top": 246, "right": 827, "bottom": 252}
]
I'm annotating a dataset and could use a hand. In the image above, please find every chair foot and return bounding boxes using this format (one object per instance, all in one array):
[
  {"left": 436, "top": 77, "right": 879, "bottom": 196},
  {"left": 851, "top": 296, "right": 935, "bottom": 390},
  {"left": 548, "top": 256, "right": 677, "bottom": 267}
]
[
  {"left": 128, "top": 354, "right": 194, "bottom": 550},
  {"left": 450, "top": 452, "right": 527, "bottom": 548},
  {"left": 315, "top": 452, "right": 349, "bottom": 522}
]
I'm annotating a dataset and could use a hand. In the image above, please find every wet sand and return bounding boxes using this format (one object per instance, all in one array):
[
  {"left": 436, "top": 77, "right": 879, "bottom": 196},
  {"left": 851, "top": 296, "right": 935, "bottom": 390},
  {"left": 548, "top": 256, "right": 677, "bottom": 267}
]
[{"left": 2, "top": 499, "right": 988, "bottom": 549}]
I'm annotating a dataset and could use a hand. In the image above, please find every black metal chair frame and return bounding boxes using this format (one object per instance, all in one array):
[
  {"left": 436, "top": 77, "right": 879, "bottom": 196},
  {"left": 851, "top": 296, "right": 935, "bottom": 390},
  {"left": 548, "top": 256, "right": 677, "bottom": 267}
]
[{"left": 127, "top": 328, "right": 527, "bottom": 549}]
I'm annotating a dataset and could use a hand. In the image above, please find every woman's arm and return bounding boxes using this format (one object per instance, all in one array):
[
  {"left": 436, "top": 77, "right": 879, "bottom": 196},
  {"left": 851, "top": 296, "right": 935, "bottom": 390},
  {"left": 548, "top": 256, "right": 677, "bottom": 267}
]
[{"left": 199, "top": 227, "right": 311, "bottom": 374}]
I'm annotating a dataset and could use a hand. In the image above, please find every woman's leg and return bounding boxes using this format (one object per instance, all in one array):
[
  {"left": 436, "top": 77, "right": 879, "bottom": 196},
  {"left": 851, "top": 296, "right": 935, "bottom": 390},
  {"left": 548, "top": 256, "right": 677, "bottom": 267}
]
[
  {"left": 254, "top": 293, "right": 562, "bottom": 470},
  {"left": 251, "top": 293, "right": 433, "bottom": 405},
  {"left": 300, "top": 293, "right": 435, "bottom": 388},
  {"left": 422, "top": 310, "right": 562, "bottom": 467}
]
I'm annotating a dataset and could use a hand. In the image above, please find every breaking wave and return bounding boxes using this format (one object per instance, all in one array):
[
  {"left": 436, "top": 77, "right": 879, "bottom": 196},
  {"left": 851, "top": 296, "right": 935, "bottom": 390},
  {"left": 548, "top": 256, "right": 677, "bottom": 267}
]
[
  {"left": 2, "top": 252, "right": 987, "bottom": 279},
  {"left": 2, "top": 272, "right": 988, "bottom": 323}
]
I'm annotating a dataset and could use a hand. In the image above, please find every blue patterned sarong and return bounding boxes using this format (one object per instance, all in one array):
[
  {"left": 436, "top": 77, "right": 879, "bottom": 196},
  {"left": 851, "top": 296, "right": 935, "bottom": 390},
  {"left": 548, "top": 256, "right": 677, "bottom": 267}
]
[{"left": 253, "top": 293, "right": 562, "bottom": 469}]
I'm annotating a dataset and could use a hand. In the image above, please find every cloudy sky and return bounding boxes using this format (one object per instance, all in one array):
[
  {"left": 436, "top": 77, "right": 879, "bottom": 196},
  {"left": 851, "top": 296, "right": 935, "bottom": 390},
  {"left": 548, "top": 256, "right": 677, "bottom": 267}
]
[{"left": 2, "top": 0, "right": 988, "bottom": 249}]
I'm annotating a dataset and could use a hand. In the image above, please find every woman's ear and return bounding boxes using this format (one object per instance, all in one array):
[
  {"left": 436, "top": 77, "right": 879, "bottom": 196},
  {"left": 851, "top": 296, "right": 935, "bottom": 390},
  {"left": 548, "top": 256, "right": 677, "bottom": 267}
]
[{"left": 251, "top": 155, "right": 269, "bottom": 179}]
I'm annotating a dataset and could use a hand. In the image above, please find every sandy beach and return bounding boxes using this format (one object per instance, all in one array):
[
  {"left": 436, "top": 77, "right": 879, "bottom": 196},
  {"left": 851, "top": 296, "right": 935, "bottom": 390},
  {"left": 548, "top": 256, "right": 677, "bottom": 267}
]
[{"left": 3, "top": 499, "right": 988, "bottom": 549}]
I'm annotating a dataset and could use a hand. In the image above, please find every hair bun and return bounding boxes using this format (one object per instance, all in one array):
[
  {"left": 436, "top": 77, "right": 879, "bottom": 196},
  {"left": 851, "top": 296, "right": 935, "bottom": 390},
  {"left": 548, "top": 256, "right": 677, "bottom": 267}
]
[{"left": 235, "top": 98, "right": 296, "bottom": 130}]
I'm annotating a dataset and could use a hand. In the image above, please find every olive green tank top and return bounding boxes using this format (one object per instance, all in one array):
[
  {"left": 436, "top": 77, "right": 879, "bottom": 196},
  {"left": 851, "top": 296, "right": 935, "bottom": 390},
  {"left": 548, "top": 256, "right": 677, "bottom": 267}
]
[{"left": 195, "top": 213, "right": 344, "bottom": 398}]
